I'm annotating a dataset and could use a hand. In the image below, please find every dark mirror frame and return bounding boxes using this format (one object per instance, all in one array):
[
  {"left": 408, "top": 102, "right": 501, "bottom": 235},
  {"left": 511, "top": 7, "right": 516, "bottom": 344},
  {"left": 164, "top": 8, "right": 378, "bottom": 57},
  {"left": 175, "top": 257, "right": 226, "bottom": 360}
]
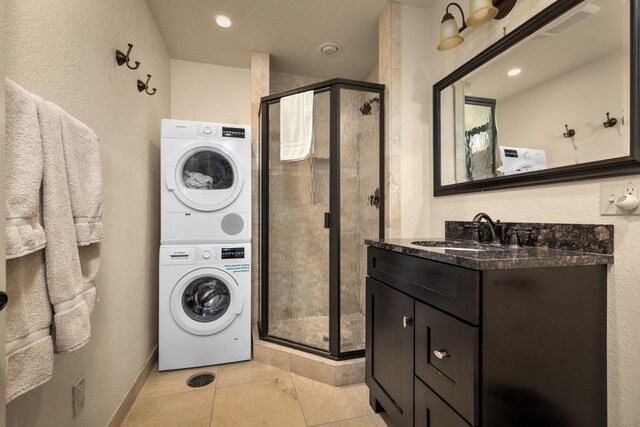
[{"left": 433, "top": 0, "right": 640, "bottom": 196}]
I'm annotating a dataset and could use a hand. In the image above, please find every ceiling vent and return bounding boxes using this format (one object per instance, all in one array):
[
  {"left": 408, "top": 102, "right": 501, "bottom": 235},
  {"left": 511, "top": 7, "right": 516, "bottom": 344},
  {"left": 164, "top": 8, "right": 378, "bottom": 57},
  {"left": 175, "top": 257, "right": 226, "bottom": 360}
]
[
  {"left": 318, "top": 42, "right": 342, "bottom": 57},
  {"left": 534, "top": 3, "right": 600, "bottom": 39}
]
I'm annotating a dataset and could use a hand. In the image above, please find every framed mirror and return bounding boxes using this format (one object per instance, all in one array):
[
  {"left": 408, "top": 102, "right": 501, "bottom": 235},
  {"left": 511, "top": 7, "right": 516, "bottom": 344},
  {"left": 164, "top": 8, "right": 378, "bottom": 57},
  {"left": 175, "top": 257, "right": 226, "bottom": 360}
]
[{"left": 434, "top": 0, "right": 640, "bottom": 196}]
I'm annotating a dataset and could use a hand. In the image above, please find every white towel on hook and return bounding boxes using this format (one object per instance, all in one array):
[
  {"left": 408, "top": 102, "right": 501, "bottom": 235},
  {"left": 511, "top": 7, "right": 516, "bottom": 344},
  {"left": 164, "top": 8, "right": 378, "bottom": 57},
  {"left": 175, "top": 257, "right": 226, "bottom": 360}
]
[
  {"left": 280, "top": 90, "right": 314, "bottom": 161},
  {"left": 5, "top": 78, "right": 47, "bottom": 259},
  {"left": 38, "top": 99, "right": 92, "bottom": 354}
]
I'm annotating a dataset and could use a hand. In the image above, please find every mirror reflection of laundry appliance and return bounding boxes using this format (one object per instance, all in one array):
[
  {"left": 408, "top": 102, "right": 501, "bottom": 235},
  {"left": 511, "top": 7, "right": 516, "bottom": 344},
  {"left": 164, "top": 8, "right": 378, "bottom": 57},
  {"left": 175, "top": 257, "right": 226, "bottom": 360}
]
[
  {"left": 161, "top": 119, "right": 251, "bottom": 244},
  {"left": 499, "top": 146, "right": 547, "bottom": 175}
]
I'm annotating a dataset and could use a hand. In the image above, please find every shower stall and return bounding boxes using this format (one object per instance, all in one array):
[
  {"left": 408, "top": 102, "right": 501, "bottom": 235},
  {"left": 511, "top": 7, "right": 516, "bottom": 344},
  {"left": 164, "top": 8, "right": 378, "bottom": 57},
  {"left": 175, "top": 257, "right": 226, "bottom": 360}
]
[{"left": 259, "top": 79, "right": 385, "bottom": 359}]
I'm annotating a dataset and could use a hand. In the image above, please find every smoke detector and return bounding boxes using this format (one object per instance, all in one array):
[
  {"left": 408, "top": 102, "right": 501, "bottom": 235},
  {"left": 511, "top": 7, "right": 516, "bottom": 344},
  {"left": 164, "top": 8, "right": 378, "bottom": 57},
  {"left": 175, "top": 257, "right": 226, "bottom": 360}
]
[{"left": 318, "top": 42, "right": 342, "bottom": 57}]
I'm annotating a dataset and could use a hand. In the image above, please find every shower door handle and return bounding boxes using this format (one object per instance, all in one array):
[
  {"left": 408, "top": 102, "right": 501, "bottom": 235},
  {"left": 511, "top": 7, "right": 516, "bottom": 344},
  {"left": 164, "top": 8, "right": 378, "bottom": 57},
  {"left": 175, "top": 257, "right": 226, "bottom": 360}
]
[
  {"left": 368, "top": 188, "right": 380, "bottom": 209},
  {"left": 324, "top": 212, "right": 331, "bottom": 229}
]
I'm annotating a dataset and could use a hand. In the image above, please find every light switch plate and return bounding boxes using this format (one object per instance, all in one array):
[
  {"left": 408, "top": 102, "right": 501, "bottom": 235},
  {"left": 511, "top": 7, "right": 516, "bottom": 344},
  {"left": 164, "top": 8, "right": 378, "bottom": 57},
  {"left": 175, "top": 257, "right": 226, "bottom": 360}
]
[{"left": 601, "top": 181, "right": 640, "bottom": 215}]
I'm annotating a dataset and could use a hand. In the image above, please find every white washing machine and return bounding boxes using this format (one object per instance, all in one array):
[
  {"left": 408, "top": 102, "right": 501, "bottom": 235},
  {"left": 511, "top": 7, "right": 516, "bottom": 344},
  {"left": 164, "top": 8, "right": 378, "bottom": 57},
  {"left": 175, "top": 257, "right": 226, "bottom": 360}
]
[
  {"left": 159, "top": 243, "right": 251, "bottom": 371},
  {"left": 161, "top": 119, "right": 251, "bottom": 244},
  {"left": 499, "top": 146, "right": 547, "bottom": 175}
]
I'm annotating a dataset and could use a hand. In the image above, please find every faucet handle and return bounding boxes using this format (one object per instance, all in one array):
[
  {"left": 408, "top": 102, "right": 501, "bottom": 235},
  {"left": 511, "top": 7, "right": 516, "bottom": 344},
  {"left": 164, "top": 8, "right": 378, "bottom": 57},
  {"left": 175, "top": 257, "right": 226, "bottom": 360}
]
[
  {"left": 507, "top": 227, "right": 521, "bottom": 247},
  {"left": 507, "top": 227, "right": 533, "bottom": 247},
  {"left": 464, "top": 223, "right": 481, "bottom": 242},
  {"left": 518, "top": 227, "right": 533, "bottom": 244}
]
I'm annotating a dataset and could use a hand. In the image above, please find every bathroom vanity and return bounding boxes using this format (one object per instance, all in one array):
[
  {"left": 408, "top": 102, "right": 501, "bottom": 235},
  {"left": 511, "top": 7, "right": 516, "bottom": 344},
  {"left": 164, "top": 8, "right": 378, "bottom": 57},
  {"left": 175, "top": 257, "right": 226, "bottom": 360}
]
[{"left": 365, "top": 237, "right": 612, "bottom": 427}]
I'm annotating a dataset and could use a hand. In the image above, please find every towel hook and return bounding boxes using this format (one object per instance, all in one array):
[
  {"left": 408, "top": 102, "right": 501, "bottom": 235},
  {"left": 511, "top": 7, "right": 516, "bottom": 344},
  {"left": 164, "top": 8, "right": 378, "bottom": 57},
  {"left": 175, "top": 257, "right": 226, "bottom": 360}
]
[
  {"left": 603, "top": 112, "right": 618, "bottom": 128},
  {"left": 563, "top": 124, "right": 575, "bottom": 139},
  {"left": 137, "top": 74, "right": 157, "bottom": 96},
  {"left": 115, "top": 43, "right": 140, "bottom": 70}
]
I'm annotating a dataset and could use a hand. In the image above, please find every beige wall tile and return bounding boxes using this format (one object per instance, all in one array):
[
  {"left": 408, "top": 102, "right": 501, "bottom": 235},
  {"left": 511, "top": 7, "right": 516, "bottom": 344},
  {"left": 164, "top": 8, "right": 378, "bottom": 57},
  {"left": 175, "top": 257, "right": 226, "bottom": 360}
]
[
  {"left": 253, "top": 343, "right": 292, "bottom": 371},
  {"left": 391, "top": 2, "right": 402, "bottom": 69},
  {"left": 291, "top": 355, "right": 336, "bottom": 386},
  {"left": 335, "top": 362, "right": 365, "bottom": 387}
]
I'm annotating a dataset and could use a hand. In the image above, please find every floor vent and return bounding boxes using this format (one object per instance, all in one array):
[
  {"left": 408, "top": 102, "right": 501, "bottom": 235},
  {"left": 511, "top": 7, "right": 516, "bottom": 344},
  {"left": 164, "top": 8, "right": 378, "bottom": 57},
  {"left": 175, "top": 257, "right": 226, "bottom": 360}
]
[{"left": 186, "top": 373, "right": 215, "bottom": 388}]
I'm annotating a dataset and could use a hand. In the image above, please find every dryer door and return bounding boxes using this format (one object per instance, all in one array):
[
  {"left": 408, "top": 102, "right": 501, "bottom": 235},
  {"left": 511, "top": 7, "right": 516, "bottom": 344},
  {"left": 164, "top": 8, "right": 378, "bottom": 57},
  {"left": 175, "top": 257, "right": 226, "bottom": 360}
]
[
  {"left": 170, "top": 267, "right": 244, "bottom": 336},
  {"left": 168, "top": 142, "right": 244, "bottom": 211}
]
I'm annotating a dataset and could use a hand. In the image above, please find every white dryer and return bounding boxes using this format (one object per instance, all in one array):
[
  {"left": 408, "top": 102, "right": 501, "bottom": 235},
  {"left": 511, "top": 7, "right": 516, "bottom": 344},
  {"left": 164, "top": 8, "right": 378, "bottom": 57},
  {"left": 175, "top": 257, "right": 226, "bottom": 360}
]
[
  {"left": 161, "top": 119, "right": 251, "bottom": 244},
  {"left": 159, "top": 243, "right": 251, "bottom": 371}
]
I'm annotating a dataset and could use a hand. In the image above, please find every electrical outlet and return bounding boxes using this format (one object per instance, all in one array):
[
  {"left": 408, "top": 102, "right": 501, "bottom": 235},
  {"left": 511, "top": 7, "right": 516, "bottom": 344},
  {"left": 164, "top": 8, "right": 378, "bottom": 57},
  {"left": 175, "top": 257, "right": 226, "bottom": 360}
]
[
  {"left": 73, "top": 377, "right": 85, "bottom": 417},
  {"left": 624, "top": 185, "right": 637, "bottom": 197},
  {"left": 601, "top": 181, "right": 640, "bottom": 215}
]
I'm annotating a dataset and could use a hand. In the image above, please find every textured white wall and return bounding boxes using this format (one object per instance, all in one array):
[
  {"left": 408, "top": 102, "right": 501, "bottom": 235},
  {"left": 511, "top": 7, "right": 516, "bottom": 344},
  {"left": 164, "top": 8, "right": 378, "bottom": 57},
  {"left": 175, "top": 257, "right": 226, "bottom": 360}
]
[
  {"left": 5, "top": 0, "right": 170, "bottom": 426},
  {"left": 171, "top": 59, "right": 251, "bottom": 125},
  {"left": 496, "top": 50, "right": 627, "bottom": 168},
  {"left": 405, "top": 1, "right": 640, "bottom": 425}
]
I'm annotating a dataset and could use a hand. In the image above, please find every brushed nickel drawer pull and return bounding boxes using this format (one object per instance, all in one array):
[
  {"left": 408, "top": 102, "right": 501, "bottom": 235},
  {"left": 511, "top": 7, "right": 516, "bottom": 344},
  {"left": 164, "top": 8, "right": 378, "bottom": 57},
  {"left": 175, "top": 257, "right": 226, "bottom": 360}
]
[
  {"left": 434, "top": 350, "right": 450, "bottom": 359},
  {"left": 402, "top": 316, "right": 413, "bottom": 328}
]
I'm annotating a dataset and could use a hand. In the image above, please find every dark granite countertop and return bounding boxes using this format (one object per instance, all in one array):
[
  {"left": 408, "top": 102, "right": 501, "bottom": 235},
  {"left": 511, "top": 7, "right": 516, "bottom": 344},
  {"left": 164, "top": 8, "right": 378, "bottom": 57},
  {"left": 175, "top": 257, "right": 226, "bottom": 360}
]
[{"left": 365, "top": 238, "right": 614, "bottom": 270}]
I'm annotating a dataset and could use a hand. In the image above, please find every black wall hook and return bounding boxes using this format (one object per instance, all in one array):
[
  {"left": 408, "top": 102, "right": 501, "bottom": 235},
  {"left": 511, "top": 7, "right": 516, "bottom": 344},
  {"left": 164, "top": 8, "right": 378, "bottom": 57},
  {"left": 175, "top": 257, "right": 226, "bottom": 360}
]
[
  {"left": 137, "top": 74, "right": 157, "bottom": 96},
  {"left": 563, "top": 124, "right": 575, "bottom": 138},
  {"left": 115, "top": 43, "right": 140, "bottom": 70},
  {"left": 603, "top": 112, "right": 618, "bottom": 128}
]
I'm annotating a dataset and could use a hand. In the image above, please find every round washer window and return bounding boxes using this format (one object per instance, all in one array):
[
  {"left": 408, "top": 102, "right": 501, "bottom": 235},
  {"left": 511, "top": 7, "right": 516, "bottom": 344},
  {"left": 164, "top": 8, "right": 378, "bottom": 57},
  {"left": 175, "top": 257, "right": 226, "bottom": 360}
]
[
  {"left": 182, "top": 150, "right": 234, "bottom": 190},
  {"left": 182, "top": 276, "right": 231, "bottom": 322}
]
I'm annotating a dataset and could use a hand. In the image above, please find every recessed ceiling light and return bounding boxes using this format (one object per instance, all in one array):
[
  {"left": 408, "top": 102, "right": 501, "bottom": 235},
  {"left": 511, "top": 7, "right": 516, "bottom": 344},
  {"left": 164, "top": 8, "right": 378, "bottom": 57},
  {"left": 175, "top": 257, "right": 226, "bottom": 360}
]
[
  {"left": 318, "top": 42, "right": 342, "bottom": 57},
  {"left": 507, "top": 68, "right": 522, "bottom": 77},
  {"left": 215, "top": 15, "right": 232, "bottom": 28}
]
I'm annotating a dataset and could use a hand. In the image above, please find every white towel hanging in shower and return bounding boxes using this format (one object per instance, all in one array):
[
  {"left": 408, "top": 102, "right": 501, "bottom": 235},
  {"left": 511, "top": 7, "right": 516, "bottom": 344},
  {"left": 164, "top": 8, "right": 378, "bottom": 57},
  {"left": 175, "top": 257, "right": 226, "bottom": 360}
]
[{"left": 280, "top": 90, "right": 314, "bottom": 161}]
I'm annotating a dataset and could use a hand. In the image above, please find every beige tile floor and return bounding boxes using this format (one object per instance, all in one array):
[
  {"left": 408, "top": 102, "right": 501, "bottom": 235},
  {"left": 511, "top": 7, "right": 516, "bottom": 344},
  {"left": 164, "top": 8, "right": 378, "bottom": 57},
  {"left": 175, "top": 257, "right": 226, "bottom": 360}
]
[{"left": 122, "top": 360, "right": 394, "bottom": 427}]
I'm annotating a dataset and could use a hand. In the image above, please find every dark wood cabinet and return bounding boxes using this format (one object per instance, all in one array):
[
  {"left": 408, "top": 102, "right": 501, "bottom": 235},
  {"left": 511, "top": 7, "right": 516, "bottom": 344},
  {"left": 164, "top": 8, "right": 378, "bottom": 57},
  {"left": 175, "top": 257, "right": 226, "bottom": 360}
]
[
  {"left": 415, "top": 377, "right": 471, "bottom": 427},
  {"left": 366, "top": 246, "right": 607, "bottom": 427},
  {"left": 365, "top": 277, "right": 414, "bottom": 427}
]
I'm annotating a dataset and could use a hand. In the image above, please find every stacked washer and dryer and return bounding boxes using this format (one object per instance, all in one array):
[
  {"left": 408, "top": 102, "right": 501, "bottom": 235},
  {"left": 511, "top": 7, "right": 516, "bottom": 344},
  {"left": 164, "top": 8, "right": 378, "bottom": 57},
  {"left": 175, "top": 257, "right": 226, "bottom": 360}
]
[{"left": 159, "top": 119, "right": 252, "bottom": 371}]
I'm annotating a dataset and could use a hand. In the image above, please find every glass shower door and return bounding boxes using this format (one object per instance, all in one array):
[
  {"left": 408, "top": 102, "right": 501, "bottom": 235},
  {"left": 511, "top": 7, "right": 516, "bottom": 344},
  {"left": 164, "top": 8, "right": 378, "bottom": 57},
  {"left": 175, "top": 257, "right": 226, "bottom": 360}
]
[
  {"left": 339, "top": 87, "right": 382, "bottom": 354},
  {"left": 265, "top": 90, "right": 331, "bottom": 352}
]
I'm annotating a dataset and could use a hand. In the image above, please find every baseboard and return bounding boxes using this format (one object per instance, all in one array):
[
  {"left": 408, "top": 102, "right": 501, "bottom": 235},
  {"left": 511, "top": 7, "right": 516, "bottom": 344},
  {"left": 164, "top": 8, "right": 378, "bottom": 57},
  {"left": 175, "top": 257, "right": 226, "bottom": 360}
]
[{"left": 107, "top": 346, "right": 158, "bottom": 427}]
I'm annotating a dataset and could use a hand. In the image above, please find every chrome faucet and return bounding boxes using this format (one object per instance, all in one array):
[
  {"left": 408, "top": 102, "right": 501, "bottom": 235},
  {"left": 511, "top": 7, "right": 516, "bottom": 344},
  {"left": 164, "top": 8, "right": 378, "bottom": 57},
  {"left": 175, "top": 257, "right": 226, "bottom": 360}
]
[{"left": 469, "top": 212, "right": 502, "bottom": 244}]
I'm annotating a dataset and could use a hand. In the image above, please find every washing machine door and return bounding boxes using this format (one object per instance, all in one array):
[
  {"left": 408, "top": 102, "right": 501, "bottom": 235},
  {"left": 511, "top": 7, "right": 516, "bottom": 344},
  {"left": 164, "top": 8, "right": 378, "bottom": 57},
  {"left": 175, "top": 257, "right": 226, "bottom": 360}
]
[
  {"left": 170, "top": 267, "right": 244, "bottom": 336},
  {"left": 166, "top": 142, "right": 244, "bottom": 211}
]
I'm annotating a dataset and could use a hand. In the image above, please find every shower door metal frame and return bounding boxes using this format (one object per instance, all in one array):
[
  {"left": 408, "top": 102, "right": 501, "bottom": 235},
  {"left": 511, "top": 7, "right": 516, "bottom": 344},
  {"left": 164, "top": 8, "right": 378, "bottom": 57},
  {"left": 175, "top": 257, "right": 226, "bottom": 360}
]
[{"left": 259, "top": 78, "right": 385, "bottom": 360}]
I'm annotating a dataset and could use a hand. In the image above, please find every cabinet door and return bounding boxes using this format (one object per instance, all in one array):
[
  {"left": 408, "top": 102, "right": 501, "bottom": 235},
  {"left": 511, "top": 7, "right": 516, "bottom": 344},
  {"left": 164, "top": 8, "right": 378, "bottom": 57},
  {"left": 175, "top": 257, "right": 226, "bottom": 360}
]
[
  {"left": 415, "top": 377, "right": 471, "bottom": 427},
  {"left": 366, "top": 277, "right": 414, "bottom": 427}
]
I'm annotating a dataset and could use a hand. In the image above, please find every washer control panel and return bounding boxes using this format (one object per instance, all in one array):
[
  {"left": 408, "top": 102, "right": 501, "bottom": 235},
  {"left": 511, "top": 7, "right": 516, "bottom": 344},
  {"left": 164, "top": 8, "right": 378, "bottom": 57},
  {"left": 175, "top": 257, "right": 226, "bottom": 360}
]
[
  {"left": 221, "top": 247, "right": 245, "bottom": 259},
  {"left": 193, "top": 245, "right": 249, "bottom": 263},
  {"left": 221, "top": 127, "right": 246, "bottom": 139},
  {"left": 161, "top": 245, "right": 250, "bottom": 265}
]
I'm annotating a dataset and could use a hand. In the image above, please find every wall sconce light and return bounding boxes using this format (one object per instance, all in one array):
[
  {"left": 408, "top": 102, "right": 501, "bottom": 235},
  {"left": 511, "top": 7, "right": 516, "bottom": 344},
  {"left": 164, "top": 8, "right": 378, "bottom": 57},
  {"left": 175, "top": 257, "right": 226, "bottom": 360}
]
[{"left": 437, "top": 0, "right": 518, "bottom": 51}]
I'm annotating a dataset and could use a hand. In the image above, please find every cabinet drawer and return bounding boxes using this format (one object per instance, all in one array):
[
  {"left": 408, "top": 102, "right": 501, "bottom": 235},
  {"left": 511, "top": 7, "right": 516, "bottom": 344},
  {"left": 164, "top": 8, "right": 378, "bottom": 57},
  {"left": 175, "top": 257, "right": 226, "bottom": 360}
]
[
  {"left": 415, "top": 301, "right": 479, "bottom": 425},
  {"left": 415, "top": 377, "right": 471, "bottom": 427},
  {"left": 367, "top": 247, "right": 480, "bottom": 324}
]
